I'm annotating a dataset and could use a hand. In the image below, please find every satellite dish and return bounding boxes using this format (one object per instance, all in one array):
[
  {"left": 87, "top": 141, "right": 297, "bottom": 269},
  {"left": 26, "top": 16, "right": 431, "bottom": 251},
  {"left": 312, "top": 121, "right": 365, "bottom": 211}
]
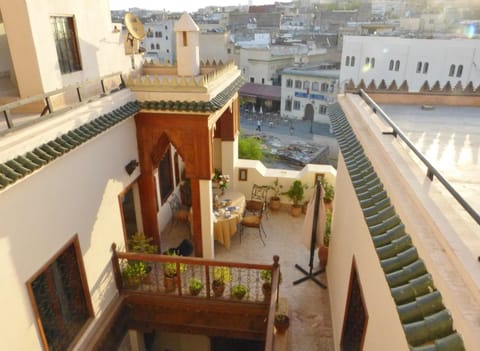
[
  {"left": 124, "top": 13, "right": 145, "bottom": 69},
  {"left": 124, "top": 13, "right": 145, "bottom": 41}
]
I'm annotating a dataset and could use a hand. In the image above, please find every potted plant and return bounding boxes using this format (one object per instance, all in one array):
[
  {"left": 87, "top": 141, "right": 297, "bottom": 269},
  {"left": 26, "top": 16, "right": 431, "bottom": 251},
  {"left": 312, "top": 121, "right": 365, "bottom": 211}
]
[
  {"left": 211, "top": 266, "right": 231, "bottom": 297},
  {"left": 189, "top": 278, "right": 204, "bottom": 296},
  {"left": 268, "top": 178, "right": 283, "bottom": 211},
  {"left": 128, "top": 232, "right": 158, "bottom": 254},
  {"left": 163, "top": 253, "right": 187, "bottom": 292},
  {"left": 274, "top": 312, "right": 290, "bottom": 334},
  {"left": 322, "top": 179, "right": 335, "bottom": 210},
  {"left": 128, "top": 232, "right": 158, "bottom": 283},
  {"left": 283, "top": 180, "right": 308, "bottom": 217},
  {"left": 260, "top": 269, "right": 282, "bottom": 302},
  {"left": 318, "top": 209, "right": 332, "bottom": 268},
  {"left": 121, "top": 261, "right": 147, "bottom": 288},
  {"left": 231, "top": 284, "right": 249, "bottom": 300}
]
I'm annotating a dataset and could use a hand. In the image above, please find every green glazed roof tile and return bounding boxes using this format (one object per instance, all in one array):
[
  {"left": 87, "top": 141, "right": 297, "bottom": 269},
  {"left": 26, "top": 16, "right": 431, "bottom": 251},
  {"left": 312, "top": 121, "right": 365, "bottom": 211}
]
[
  {"left": 138, "top": 76, "right": 244, "bottom": 113},
  {"left": 381, "top": 246, "right": 419, "bottom": 273},
  {"left": 14, "top": 155, "right": 40, "bottom": 171},
  {"left": 5, "top": 159, "right": 31, "bottom": 175},
  {"left": 0, "top": 163, "right": 22, "bottom": 181},
  {"left": 0, "top": 101, "right": 140, "bottom": 192},
  {"left": 25, "top": 151, "right": 47, "bottom": 166},
  {"left": 328, "top": 103, "right": 465, "bottom": 350}
]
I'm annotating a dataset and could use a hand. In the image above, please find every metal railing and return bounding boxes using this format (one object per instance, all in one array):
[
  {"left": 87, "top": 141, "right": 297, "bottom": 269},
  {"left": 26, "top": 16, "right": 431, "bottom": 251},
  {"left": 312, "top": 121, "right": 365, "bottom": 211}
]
[
  {"left": 111, "top": 245, "right": 281, "bottom": 350},
  {"left": 359, "top": 89, "right": 480, "bottom": 226},
  {"left": 1, "top": 72, "right": 125, "bottom": 132}
]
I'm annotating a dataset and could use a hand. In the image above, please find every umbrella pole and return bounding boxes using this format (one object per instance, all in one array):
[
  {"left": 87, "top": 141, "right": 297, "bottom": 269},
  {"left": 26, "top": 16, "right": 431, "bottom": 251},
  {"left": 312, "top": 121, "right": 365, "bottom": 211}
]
[{"left": 293, "top": 180, "right": 327, "bottom": 288}]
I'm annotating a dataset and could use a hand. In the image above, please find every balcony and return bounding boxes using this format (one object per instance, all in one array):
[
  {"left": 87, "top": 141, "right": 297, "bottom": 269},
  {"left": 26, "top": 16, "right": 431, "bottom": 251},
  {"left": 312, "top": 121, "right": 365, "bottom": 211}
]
[{"left": 100, "top": 205, "right": 333, "bottom": 351}]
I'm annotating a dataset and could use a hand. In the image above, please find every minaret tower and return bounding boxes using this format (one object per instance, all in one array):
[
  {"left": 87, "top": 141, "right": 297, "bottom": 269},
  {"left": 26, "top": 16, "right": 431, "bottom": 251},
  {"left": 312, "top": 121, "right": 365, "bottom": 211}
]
[{"left": 174, "top": 12, "right": 200, "bottom": 77}]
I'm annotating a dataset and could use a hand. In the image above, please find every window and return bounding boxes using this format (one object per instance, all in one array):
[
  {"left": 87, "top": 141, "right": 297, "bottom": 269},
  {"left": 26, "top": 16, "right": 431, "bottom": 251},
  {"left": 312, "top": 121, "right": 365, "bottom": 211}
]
[
  {"left": 51, "top": 16, "right": 82, "bottom": 74},
  {"left": 286, "top": 79, "right": 293, "bottom": 88},
  {"left": 182, "top": 31, "right": 187, "bottom": 46},
  {"left": 395, "top": 60, "right": 400, "bottom": 71},
  {"left": 319, "top": 105, "right": 327, "bottom": 114},
  {"left": 416, "top": 62, "right": 422, "bottom": 73},
  {"left": 165, "top": 25, "right": 168, "bottom": 30},
  {"left": 321, "top": 83, "right": 329, "bottom": 92},
  {"left": 159, "top": 147, "right": 174, "bottom": 204},
  {"left": 147, "top": 29, "right": 153, "bottom": 38},
  {"left": 156, "top": 44, "right": 160, "bottom": 50},
  {"left": 262, "top": 78, "right": 265, "bottom": 84},
  {"left": 351, "top": 56, "right": 355, "bottom": 67},
  {"left": 27, "top": 236, "right": 93, "bottom": 351},
  {"left": 449, "top": 64, "right": 455, "bottom": 77},
  {"left": 303, "top": 80, "right": 310, "bottom": 90},
  {"left": 371, "top": 58, "right": 375, "bottom": 68},
  {"left": 341, "top": 260, "right": 368, "bottom": 351},
  {"left": 166, "top": 35, "right": 169, "bottom": 40},
  {"left": 423, "top": 62, "right": 429, "bottom": 74},
  {"left": 155, "top": 31, "right": 161, "bottom": 38},
  {"left": 151, "top": 43, "right": 155, "bottom": 50},
  {"left": 389, "top": 60, "right": 394, "bottom": 71},
  {"left": 365, "top": 57, "right": 370, "bottom": 65},
  {"left": 166, "top": 49, "right": 170, "bottom": 53},
  {"left": 285, "top": 99, "right": 292, "bottom": 111},
  {"left": 295, "top": 80, "right": 302, "bottom": 89},
  {"left": 227, "top": 48, "right": 231, "bottom": 54},
  {"left": 457, "top": 65, "right": 463, "bottom": 77},
  {"left": 159, "top": 31, "right": 163, "bottom": 38},
  {"left": 293, "top": 100, "right": 301, "bottom": 110},
  {"left": 250, "top": 77, "right": 255, "bottom": 83},
  {"left": 345, "top": 56, "right": 350, "bottom": 66},
  {"left": 312, "top": 82, "right": 319, "bottom": 91}
]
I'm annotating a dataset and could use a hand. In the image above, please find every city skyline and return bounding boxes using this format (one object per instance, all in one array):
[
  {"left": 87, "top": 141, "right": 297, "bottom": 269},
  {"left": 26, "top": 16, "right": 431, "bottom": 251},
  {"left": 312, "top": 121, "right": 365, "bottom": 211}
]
[{"left": 109, "top": 0, "right": 276, "bottom": 12}]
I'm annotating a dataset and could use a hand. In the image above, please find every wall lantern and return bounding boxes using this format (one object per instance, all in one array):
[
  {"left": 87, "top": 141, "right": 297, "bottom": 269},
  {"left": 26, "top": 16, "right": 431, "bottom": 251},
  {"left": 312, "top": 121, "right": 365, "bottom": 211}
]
[{"left": 125, "top": 160, "right": 139, "bottom": 175}]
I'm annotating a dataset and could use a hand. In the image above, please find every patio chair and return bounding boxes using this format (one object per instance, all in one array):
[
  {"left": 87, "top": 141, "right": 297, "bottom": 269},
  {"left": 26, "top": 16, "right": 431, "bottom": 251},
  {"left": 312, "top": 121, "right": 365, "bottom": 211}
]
[
  {"left": 247, "top": 184, "right": 270, "bottom": 218},
  {"left": 240, "top": 199, "right": 266, "bottom": 246},
  {"left": 168, "top": 193, "right": 190, "bottom": 233}
]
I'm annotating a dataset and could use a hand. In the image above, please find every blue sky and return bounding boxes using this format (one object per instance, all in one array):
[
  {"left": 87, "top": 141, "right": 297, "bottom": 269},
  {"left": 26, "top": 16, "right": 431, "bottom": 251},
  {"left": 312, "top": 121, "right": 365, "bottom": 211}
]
[{"left": 109, "top": 0, "right": 276, "bottom": 13}]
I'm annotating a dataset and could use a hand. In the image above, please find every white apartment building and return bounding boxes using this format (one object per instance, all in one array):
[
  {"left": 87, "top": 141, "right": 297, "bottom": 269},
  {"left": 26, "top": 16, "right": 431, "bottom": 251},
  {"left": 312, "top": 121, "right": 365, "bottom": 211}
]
[
  {"left": 280, "top": 64, "right": 339, "bottom": 124},
  {"left": 141, "top": 19, "right": 176, "bottom": 64},
  {"left": 340, "top": 36, "right": 480, "bottom": 92}
]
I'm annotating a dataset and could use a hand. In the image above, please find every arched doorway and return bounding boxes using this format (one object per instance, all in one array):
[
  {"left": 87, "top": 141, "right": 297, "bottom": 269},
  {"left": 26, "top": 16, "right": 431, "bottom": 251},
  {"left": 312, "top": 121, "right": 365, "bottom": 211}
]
[{"left": 303, "top": 103, "right": 314, "bottom": 121}]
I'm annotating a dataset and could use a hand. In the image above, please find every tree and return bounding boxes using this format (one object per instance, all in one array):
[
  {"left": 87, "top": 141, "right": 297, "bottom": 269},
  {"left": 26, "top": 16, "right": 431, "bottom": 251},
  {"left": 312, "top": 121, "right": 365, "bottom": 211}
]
[{"left": 238, "top": 135, "right": 264, "bottom": 160}]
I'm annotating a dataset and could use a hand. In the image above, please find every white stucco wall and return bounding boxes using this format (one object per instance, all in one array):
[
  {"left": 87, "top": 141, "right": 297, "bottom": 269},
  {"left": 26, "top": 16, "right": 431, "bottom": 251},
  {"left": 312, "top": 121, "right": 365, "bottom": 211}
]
[
  {"left": 0, "top": 0, "right": 132, "bottom": 96},
  {"left": 340, "top": 36, "right": 480, "bottom": 92},
  {"left": 0, "top": 91, "right": 139, "bottom": 350},
  {"left": 327, "top": 154, "right": 410, "bottom": 350}
]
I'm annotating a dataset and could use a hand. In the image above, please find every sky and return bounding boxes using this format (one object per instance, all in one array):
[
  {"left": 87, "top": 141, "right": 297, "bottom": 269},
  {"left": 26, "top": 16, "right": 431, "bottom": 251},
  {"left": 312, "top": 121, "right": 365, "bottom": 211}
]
[{"left": 109, "top": 0, "right": 276, "bottom": 13}]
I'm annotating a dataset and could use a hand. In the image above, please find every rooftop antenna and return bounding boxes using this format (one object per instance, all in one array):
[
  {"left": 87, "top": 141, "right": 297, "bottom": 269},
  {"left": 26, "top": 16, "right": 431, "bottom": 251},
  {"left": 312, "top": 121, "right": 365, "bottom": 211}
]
[{"left": 124, "top": 13, "right": 145, "bottom": 69}]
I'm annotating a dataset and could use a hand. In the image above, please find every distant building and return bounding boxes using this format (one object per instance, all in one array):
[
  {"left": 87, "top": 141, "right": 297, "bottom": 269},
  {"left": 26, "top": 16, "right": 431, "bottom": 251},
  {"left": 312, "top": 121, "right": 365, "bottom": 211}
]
[
  {"left": 280, "top": 64, "right": 339, "bottom": 124},
  {"left": 340, "top": 36, "right": 480, "bottom": 93},
  {"left": 141, "top": 19, "right": 176, "bottom": 64}
]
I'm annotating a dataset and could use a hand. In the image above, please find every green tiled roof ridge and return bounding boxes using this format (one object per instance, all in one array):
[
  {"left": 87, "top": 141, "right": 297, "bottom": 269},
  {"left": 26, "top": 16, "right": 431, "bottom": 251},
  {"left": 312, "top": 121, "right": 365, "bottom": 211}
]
[
  {"left": 0, "top": 101, "right": 140, "bottom": 191},
  {"left": 328, "top": 103, "right": 465, "bottom": 350},
  {"left": 138, "top": 76, "right": 244, "bottom": 112}
]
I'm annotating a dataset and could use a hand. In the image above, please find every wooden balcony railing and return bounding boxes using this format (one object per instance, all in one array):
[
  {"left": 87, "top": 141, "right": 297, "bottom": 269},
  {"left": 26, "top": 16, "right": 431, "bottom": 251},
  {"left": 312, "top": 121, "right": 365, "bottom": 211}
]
[{"left": 111, "top": 244, "right": 281, "bottom": 351}]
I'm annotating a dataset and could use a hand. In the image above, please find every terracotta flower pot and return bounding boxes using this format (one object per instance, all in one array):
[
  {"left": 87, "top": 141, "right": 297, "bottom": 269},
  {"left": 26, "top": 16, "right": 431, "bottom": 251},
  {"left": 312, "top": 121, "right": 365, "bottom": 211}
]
[
  {"left": 274, "top": 314, "right": 290, "bottom": 334},
  {"left": 290, "top": 205, "right": 302, "bottom": 217},
  {"left": 212, "top": 280, "right": 225, "bottom": 297},
  {"left": 269, "top": 197, "right": 281, "bottom": 211},
  {"left": 318, "top": 245, "right": 329, "bottom": 269},
  {"left": 164, "top": 275, "right": 177, "bottom": 292}
]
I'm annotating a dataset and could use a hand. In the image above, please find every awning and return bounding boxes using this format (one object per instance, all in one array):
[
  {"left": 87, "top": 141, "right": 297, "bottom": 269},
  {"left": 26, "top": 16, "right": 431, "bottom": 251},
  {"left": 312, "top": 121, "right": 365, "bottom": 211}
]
[{"left": 239, "top": 82, "right": 281, "bottom": 101}]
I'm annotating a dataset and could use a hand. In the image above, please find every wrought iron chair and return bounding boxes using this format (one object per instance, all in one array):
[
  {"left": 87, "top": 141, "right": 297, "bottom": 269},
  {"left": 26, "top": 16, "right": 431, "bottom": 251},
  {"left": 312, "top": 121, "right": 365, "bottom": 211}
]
[
  {"left": 248, "top": 184, "right": 270, "bottom": 218},
  {"left": 240, "top": 199, "right": 266, "bottom": 246},
  {"left": 168, "top": 193, "right": 190, "bottom": 233}
]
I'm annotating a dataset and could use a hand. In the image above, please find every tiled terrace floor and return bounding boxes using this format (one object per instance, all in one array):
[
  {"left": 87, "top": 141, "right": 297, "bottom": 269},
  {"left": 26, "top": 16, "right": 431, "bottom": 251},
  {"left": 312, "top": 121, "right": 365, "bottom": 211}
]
[{"left": 161, "top": 206, "right": 334, "bottom": 351}]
